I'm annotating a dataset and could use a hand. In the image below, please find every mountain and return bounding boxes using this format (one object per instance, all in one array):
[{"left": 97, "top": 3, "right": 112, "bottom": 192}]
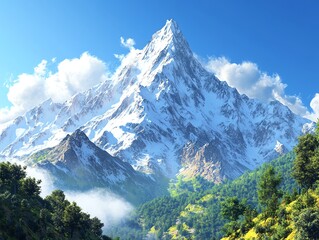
[
  {"left": 28, "top": 129, "right": 166, "bottom": 204},
  {"left": 0, "top": 19, "right": 310, "bottom": 183}
]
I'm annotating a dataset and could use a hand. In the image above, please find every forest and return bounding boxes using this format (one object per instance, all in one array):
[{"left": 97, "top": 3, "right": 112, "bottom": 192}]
[{"left": 0, "top": 161, "right": 113, "bottom": 240}]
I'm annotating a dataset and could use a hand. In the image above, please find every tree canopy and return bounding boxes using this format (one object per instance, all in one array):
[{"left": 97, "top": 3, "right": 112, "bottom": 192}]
[
  {"left": 0, "top": 161, "right": 112, "bottom": 240},
  {"left": 257, "top": 165, "right": 282, "bottom": 217},
  {"left": 293, "top": 131, "right": 319, "bottom": 190}
]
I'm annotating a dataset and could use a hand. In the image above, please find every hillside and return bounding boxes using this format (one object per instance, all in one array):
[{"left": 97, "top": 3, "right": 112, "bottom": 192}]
[
  {"left": 222, "top": 188, "right": 319, "bottom": 240},
  {"left": 222, "top": 126, "right": 319, "bottom": 239},
  {"left": 110, "top": 152, "right": 298, "bottom": 239}
]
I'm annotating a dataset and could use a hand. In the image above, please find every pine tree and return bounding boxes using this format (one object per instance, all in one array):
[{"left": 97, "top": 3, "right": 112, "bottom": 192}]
[
  {"left": 221, "top": 196, "right": 246, "bottom": 221},
  {"left": 257, "top": 165, "right": 282, "bottom": 217},
  {"left": 293, "top": 132, "right": 319, "bottom": 190}
]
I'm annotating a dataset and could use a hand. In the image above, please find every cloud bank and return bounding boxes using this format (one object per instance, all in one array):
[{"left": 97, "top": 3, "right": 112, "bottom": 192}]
[
  {"left": 0, "top": 52, "right": 109, "bottom": 124},
  {"left": 203, "top": 56, "right": 319, "bottom": 121},
  {"left": 24, "top": 164, "right": 133, "bottom": 231},
  {"left": 66, "top": 189, "right": 133, "bottom": 230},
  {"left": 25, "top": 166, "right": 56, "bottom": 197},
  {"left": 0, "top": 158, "right": 134, "bottom": 232}
]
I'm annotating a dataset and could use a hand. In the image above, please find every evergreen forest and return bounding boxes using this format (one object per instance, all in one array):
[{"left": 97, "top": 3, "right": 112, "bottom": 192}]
[{"left": 0, "top": 161, "right": 113, "bottom": 240}]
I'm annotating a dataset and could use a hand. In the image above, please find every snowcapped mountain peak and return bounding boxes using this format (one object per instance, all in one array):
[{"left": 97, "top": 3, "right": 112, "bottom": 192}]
[
  {"left": 151, "top": 19, "right": 182, "bottom": 42},
  {"left": 0, "top": 20, "right": 311, "bottom": 184},
  {"left": 110, "top": 19, "right": 196, "bottom": 92},
  {"left": 164, "top": 19, "right": 179, "bottom": 33},
  {"left": 62, "top": 129, "right": 91, "bottom": 149},
  {"left": 64, "top": 129, "right": 88, "bottom": 142},
  {"left": 141, "top": 19, "right": 193, "bottom": 66},
  {"left": 30, "top": 129, "right": 165, "bottom": 204}
]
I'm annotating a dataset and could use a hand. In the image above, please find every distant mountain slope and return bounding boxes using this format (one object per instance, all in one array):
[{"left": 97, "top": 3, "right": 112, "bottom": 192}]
[
  {"left": 28, "top": 129, "right": 167, "bottom": 204},
  {"left": 0, "top": 19, "right": 309, "bottom": 182},
  {"left": 111, "top": 152, "right": 297, "bottom": 239}
]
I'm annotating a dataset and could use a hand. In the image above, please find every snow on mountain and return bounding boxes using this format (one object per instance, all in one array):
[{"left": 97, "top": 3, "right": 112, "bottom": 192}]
[
  {"left": 0, "top": 19, "right": 310, "bottom": 182},
  {"left": 28, "top": 129, "right": 164, "bottom": 204}
]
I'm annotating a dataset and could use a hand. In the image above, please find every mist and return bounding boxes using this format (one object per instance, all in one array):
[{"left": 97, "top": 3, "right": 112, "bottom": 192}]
[
  {"left": 25, "top": 165, "right": 56, "bottom": 197},
  {"left": 14, "top": 160, "right": 134, "bottom": 231},
  {"left": 65, "top": 188, "right": 133, "bottom": 229}
]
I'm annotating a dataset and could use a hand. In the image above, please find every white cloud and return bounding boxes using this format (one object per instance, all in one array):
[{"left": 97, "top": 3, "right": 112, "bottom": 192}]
[
  {"left": 0, "top": 106, "right": 24, "bottom": 124},
  {"left": 65, "top": 189, "right": 133, "bottom": 230},
  {"left": 7, "top": 60, "right": 48, "bottom": 111},
  {"left": 113, "top": 37, "right": 137, "bottom": 63},
  {"left": 114, "top": 53, "right": 125, "bottom": 61},
  {"left": 120, "top": 36, "right": 135, "bottom": 50},
  {"left": 0, "top": 52, "right": 109, "bottom": 124},
  {"left": 45, "top": 52, "right": 108, "bottom": 103},
  {"left": 204, "top": 56, "right": 309, "bottom": 117},
  {"left": 25, "top": 165, "right": 56, "bottom": 197},
  {"left": 23, "top": 163, "right": 133, "bottom": 231},
  {"left": 305, "top": 93, "right": 319, "bottom": 122}
]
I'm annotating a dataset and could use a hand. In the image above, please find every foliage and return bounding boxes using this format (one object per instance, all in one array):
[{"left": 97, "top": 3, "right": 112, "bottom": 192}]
[
  {"left": 257, "top": 165, "right": 282, "bottom": 217},
  {"left": 295, "top": 208, "right": 319, "bottom": 240},
  {"left": 221, "top": 196, "right": 246, "bottom": 221},
  {"left": 221, "top": 123, "right": 319, "bottom": 239},
  {"left": 225, "top": 187, "right": 319, "bottom": 240},
  {"left": 0, "top": 161, "right": 112, "bottom": 240},
  {"left": 30, "top": 149, "right": 50, "bottom": 163},
  {"left": 293, "top": 132, "right": 319, "bottom": 190}
]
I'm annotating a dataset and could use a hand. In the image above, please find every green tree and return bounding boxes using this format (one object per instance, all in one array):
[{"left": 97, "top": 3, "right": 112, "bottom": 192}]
[
  {"left": 46, "top": 189, "right": 70, "bottom": 234},
  {"left": 0, "top": 162, "right": 110, "bottom": 240},
  {"left": 293, "top": 133, "right": 319, "bottom": 190},
  {"left": 63, "top": 202, "right": 82, "bottom": 238},
  {"left": 20, "top": 177, "right": 41, "bottom": 197},
  {"left": 0, "top": 162, "right": 26, "bottom": 194},
  {"left": 295, "top": 208, "right": 319, "bottom": 240},
  {"left": 257, "top": 165, "right": 282, "bottom": 217},
  {"left": 90, "top": 217, "right": 104, "bottom": 237},
  {"left": 221, "top": 196, "right": 246, "bottom": 221}
]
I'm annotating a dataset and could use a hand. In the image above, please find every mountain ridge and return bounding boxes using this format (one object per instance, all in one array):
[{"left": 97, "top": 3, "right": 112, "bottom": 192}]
[
  {"left": 29, "top": 129, "right": 166, "bottom": 204},
  {"left": 0, "top": 19, "right": 310, "bottom": 183}
]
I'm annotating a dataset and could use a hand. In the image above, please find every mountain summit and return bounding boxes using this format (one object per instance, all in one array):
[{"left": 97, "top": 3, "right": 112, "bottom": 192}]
[
  {"left": 29, "top": 129, "right": 163, "bottom": 203},
  {"left": 0, "top": 20, "right": 310, "bottom": 183},
  {"left": 145, "top": 19, "right": 193, "bottom": 60}
]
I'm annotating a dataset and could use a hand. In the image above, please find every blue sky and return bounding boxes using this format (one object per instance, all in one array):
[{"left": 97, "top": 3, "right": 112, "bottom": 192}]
[{"left": 1, "top": 1, "right": 319, "bottom": 122}]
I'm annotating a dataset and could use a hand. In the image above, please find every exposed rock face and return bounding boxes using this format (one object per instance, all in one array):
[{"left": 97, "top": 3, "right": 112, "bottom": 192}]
[
  {"left": 0, "top": 20, "right": 310, "bottom": 184},
  {"left": 180, "top": 142, "right": 224, "bottom": 183}
]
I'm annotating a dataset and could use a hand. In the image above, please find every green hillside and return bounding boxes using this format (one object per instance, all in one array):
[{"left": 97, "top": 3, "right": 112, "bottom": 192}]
[
  {"left": 222, "top": 127, "right": 319, "bottom": 239},
  {"left": 222, "top": 187, "right": 319, "bottom": 240},
  {"left": 110, "top": 151, "right": 298, "bottom": 239}
]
